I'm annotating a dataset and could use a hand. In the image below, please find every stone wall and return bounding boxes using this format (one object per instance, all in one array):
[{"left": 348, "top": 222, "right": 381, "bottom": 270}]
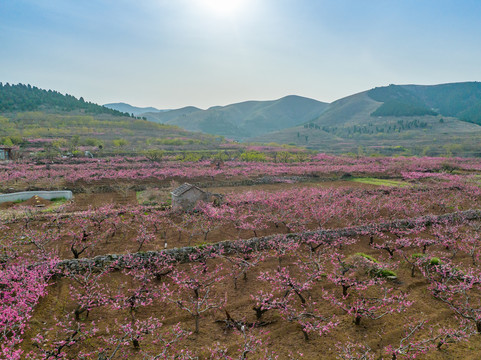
[{"left": 56, "top": 209, "right": 481, "bottom": 273}]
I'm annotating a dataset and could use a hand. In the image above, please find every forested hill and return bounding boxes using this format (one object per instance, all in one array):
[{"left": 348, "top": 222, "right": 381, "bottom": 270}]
[
  {"left": 368, "top": 82, "right": 481, "bottom": 124},
  {"left": 0, "top": 83, "right": 129, "bottom": 117},
  {"left": 368, "top": 85, "right": 438, "bottom": 117},
  {"left": 0, "top": 83, "right": 223, "bottom": 154},
  {"left": 250, "top": 82, "right": 481, "bottom": 156}
]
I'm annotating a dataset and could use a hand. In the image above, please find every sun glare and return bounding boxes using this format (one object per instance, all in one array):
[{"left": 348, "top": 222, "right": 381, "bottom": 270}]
[{"left": 195, "top": 0, "right": 249, "bottom": 17}]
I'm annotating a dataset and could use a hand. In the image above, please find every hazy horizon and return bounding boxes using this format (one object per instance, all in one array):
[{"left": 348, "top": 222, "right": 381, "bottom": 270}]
[{"left": 2, "top": 0, "right": 481, "bottom": 109}]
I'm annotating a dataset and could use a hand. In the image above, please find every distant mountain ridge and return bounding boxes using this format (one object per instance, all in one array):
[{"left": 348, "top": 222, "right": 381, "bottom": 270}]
[
  {"left": 6, "top": 81, "right": 481, "bottom": 156},
  {"left": 250, "top": 82, "right": 481, "bottom": 156},
  {"left": 103, "top": 102, "right": 168, "bottom": 116},
  {"left": 141, "top": 95, "right": 329, "bottom": 139},
  {"left": 105, "top": 82, "right": 481, "bottom": 155}
]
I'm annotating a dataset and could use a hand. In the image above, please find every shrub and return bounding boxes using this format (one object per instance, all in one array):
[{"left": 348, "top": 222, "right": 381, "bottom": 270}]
[
  {"left": 441, "top": 162, "right": 460, "bottom": 173},
  {"left": 50, "top": 197, "right": 67, "bottom": 203},
  {"left": 112, "top": 139, "right": 128, "bottom": 148},
  {"left": 240, "top": 151, "right": 267, "bottom": 162},
  {"left": 143, "top": 149, "right": 165, "bottom": 162},
  {"left": 354, "top": 253, "right": 378, "bottom": 263},
  {"left": 373, "top": 269, "right": 397, "bottom": 279}
]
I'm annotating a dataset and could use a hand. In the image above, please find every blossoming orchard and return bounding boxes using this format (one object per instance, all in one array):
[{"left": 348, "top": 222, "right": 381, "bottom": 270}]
[{"left": 2, "top": 154, "right": 481, "bottom": 359}]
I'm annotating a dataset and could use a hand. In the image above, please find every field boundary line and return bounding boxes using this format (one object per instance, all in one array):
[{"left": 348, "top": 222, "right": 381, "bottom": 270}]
[{"left": 56, "top": 209, "right": 481, "bottom": 272}]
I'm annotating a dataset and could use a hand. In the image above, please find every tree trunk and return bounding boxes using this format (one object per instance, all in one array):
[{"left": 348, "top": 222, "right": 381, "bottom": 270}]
[
  {"left": 71, "top": 245, "right": 79, "bottom": 259},
  {"left": 74, "top": 306, "right": 87, "bottom": 321},
  {"left": 253, "top": 306, "right": 268, "bottom": 320},
  {"left": 194, "top": 315, "right": 200, "bottom": 334},
  {"left": 476, "top": 321, "right": 481, "bottom": 333}
]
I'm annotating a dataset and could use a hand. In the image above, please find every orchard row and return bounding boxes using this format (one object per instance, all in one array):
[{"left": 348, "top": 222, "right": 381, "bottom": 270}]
[
  {"left": 1, "top": 155, "right": 480, "bottom": 185},
  {"left": 2, "top": 214, "right": 481, "bottom": 359},
  {"left": 3, "top": 181, "right": 480, "bottom": 259}
]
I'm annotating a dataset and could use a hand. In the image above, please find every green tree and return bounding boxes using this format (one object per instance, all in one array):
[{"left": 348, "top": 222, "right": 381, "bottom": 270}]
[
  {"left": 211, "top": 151, "right": 229, "bottom": 161},
  {"left": 112, "top": 139, "right": 129, "bottom": 148},
  {"left": 276, "top": 151, "right": 291, "bottom": 163},
  {"left": 240, "top": 151, "right": 267, "bottom": 162},
  {"left": 143, "top": 149, "right": 165, "bottom": 162},
  {"left": 2, "top": 137, "right": 13, "bottom": 147},
  {"left": 69, "top": 135, "right": 80, "bottom": 152}
]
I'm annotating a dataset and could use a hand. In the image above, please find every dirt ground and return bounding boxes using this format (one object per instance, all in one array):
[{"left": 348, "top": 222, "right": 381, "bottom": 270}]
[
  {"left": 0, "top": 179, "right": 375, "bottom": 211},
  {"left": 21, "top": 233, "right": 481, "bottom": 359},
  {"left": 71, "top": 190, "right": 138, "bottom": 209},
  {"left": 0, "top": 195, "right": 52, "bottom": 209},
  {"left": 7, "top": 177, "right": 481, "bottom": 359}
]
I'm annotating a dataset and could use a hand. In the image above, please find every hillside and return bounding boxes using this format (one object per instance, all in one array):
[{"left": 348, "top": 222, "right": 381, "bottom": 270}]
[
  {"left": 0, "top": 83, "right": 129, "bottom": 117},
  {"left": 103, "top": 102, "right": 165, "bottom": 116},
  {"left": 142, "top": 95, "right": 328, "bottom": 140},
  {"left": 5, "top": 81, "right": 481, "bottom": 157},
  {"left": 366, "top": 82, "right": 481, "bottom": 122},
  {"left": 0, "top": 84, "right": 223, "bottom": 155},
  {"left": 368, "top": 85, "right": 437, "bottom": 117},
  {"left": 403, "top": 82, "right": 481, "bottom": 124},
  {"left": 251, "top": 83, "right": 481, "bottom": 156}
]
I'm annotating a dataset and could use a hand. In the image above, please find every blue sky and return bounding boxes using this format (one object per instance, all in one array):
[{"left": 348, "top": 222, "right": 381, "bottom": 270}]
[{"left": 1, "top": 0, "right": 481, "bottom": 108}]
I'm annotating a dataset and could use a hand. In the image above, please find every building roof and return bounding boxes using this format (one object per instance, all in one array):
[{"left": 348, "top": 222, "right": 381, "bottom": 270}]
[{"left": 171, "top": 183, "right": 205, "bottom": 197}]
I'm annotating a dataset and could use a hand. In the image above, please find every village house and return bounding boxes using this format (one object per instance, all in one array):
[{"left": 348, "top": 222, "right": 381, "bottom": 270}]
[
  {"left": 171, "top": 183, "right": 222, "bottom": 211},
  {"left": 0, "top": 146, "right": 12, "bottom": 161}
]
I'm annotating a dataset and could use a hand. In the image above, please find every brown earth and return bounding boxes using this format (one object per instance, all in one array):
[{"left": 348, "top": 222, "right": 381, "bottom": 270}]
[
  {"left": 8, "top": 178, "right": 481, "bottom": 359},
  {"left": 4, "top": 179, "right": 470, "bottom": 259},
  {"left": 0, "top": 195, "right": 52, "bottom": 209},
  {"left": 71, "top": 190, "right": 138, "bottom": 210},
  {"left": 23, "top": 195, "right": 52, "bottom": 207},
  {"left": 204, "top": 179, "right": 378, "bottom": 195},
  {"left": 21, "top": 233, "right": 481, "bottom": 359}
]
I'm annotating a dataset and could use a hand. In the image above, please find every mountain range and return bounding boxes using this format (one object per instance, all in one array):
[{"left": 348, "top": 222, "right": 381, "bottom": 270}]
[
  {"left": 138, "top": 95, "right": 329, "bottom": 140},
  {"left": 3, "top": 81, "right": 481, "bottom": 156},
  {"left": 103, "top": 81, "right": 481, "bottom": 155},
  {"left": 103, "top": 102, "right": 167, "bottom": 116},
  {"left": 250, "top": 82, "right": 481, "bottom": 155}
]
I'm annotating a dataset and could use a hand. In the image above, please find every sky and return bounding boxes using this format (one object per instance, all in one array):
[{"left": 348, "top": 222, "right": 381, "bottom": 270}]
[{"left": 1, "top": 0, "right": 481, "bottom": 109}]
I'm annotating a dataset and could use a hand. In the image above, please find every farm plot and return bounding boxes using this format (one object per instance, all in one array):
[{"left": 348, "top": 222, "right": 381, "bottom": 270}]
[{"left": 2, "top": 156, "right": 481, "bottom": 359}]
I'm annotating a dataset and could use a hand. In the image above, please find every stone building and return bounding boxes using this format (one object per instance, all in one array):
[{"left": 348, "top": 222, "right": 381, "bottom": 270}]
[{"left": 171, "top": 183, "right": 222, "bottom": 211}]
